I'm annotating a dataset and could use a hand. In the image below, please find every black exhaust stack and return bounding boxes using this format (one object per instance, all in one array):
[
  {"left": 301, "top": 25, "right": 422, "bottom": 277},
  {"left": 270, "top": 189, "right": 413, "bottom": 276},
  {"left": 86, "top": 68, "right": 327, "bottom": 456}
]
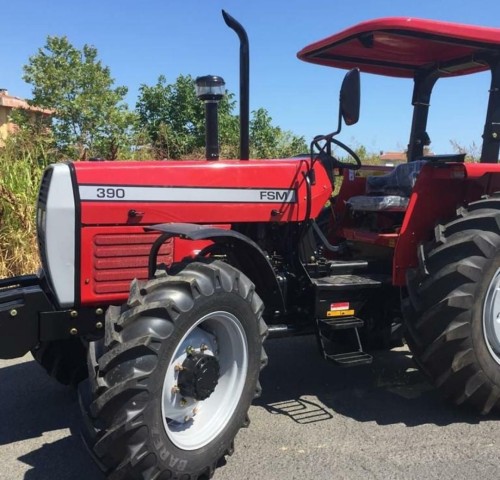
[{"left": 222, "top": 10, "right": 250, "bottom": 160}]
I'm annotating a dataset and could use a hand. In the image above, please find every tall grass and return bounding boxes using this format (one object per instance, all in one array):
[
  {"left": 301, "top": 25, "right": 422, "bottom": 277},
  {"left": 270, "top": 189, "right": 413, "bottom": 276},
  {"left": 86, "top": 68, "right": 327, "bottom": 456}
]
[
  {"left": 0, "top": 123, "right": 155, "bottom": 278},
  {"left": 0, "top": 125, "right": 58, "bottom": 277}
]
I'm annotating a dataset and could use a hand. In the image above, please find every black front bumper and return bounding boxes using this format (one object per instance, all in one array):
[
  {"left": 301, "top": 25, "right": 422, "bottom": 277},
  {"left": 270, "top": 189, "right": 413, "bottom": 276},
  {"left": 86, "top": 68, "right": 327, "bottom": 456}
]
[
  {"left": 1, "top": 274, "right": 107, "bottom": 359},
  {"left": 0, "top": 275, "right": 55, "bottom": 359}
]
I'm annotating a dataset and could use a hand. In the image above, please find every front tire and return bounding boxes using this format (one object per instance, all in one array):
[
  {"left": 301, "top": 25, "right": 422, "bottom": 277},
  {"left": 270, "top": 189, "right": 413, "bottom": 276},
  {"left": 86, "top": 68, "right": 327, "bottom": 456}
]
[
  {"left": 85, "top": 260, "right": 267, "bottom": 479},
  {"left": 405, "top": 197, "right": 500, "bottom": 413}
]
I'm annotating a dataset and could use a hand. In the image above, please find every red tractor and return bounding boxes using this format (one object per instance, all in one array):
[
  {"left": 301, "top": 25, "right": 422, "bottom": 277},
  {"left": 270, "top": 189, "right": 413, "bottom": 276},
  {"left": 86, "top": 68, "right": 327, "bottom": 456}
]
[{"left": 1, "top": 11, "right": 500, "bottom": 480}]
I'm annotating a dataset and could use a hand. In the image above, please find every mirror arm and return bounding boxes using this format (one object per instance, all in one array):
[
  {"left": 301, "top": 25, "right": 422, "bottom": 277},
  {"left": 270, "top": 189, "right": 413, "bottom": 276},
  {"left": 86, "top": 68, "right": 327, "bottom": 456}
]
[{"left": 334, "top": 107, "right": 343, "bottom": 137}]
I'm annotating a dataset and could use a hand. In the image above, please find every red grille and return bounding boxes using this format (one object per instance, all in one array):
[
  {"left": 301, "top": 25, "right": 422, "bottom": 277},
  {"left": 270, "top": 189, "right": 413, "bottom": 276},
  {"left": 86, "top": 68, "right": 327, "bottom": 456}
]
[{"left": 92, "top": 233, "right": 173, "bottom": 295}]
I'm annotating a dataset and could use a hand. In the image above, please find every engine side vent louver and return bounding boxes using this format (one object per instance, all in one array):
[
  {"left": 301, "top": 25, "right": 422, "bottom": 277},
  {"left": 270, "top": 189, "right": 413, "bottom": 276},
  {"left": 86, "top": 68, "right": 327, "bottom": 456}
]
[{"left": 92, "top": 233, "right": 173, "bottom": 295}]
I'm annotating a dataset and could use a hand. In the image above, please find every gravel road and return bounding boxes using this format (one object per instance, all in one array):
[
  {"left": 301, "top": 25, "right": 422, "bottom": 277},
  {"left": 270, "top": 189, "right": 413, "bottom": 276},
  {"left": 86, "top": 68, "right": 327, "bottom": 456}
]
[{"left": 1, "top": 336, "right": 499, "bottom": 480}]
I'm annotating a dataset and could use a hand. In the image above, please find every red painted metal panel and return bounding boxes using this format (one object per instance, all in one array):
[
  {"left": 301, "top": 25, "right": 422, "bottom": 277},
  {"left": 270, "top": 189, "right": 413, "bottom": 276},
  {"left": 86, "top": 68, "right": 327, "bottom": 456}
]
[
  {"left": 331, "top": 162, "right": 500, "bottom": 286},
  {"left": 94, "top": 268, "right": 149, "bottom": 282},
  {"left": 73, "top": 158, "right": 335, "bottom": 305},
  {"left": 392, "top": 163, "right": 500, "bottom": 285},
  {"left": 298, "top": 17, "right": 500, "bottom": 78},
  {"left": 80, "top": 228, "right": 174, "bottom": 306},
  {"left": 73, "top": 159, "right": 333, "bottom": 225},
  {"left": 340, "top": 228, "right": 398, "bottom": 248},
  {"left": 332, "top": 165, "right": 394, "bottom": 233}
]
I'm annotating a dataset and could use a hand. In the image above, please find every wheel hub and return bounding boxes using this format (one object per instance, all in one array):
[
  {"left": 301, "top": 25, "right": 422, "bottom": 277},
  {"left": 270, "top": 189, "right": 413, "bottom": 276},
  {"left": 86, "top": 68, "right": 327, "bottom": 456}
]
[
  {"left": 178, "top": 352, "right": 220, "bottom": 400},
  {"left": 483, "top": 268, "right": 500, "bottom": 365},
  {"left": 161, "top": 310, "right": 249, "bottom": 451}
]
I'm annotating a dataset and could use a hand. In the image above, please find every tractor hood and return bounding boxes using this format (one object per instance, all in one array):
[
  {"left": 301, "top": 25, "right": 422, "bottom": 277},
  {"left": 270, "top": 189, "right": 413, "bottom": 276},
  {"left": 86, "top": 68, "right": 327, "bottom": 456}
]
[
  {"left": 298, "top": 17, "right": 500, "bottom": 78},
  {"left": 71, "top": 159, "right": 332, "bottom": 225}
]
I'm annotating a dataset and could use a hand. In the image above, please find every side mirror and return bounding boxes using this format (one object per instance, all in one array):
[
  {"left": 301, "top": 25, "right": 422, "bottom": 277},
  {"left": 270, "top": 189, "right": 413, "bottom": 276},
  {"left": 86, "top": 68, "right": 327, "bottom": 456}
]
[
  {"left": 340, "top": 68, "right": 360, "bottom": 126},
  {"left": 310, "top": 68, "right": 361, "bottom": 156}
]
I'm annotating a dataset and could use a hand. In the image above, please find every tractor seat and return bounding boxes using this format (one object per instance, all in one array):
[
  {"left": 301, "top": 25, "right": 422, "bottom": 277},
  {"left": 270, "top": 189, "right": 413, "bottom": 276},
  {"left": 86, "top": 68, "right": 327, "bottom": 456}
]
[{"left": 347, "top": 160, "right": 427, "bottom": 212}]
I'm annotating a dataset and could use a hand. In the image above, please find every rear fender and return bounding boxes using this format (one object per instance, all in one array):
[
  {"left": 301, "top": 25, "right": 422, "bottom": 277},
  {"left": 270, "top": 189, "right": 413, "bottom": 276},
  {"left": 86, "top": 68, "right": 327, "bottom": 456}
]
[
  {"left": 147, "top": 223, "right": 286, "bottom": 316},
  {"left": 393, "top": 162, "right": 500, "bottom": 285}
]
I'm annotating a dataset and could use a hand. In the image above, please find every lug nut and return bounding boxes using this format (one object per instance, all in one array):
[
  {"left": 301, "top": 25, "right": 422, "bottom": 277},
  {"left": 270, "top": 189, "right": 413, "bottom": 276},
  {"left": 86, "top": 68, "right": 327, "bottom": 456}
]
[
  {"left": 192, "top": 407, "right": 199, "bottom": 416},
  {"left": 70, "top": 328, "right": 78, "bottom": 335},
  {"left": 96, "top": 308, "right": 104, "bottom": 315},
  {"left": 171, "top": 385, "right": 180, "bottom": 395},
  {"left": 180, "top": 398, "right": 188, "bottom": 407},
  {"left": 95, "top": 322, "right": 103, "bottom": 329},
  {"left": 186, "top": 346, "right": 195, "bottom": 355},
  {"left": 184, "top": 415, "right": 191, "bottom": 423},
  {"left": 70, "top": 310, "right": 78, "bottom": 318},
  {"left": 9, "top": 309, "right": 17, "bottom": 317},
  {"left": 174, "top": 364, "right": 184, "bottom": 372},
  {"left": 200, "top": 344, "right": 208, "bottom": 351}
]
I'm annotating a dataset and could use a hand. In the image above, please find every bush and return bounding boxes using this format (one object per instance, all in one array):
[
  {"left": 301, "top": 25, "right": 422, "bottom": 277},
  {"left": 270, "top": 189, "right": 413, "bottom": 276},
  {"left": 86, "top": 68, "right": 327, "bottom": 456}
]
[{"left": 0, "top": 117, "right": 59, "bottom": 276}]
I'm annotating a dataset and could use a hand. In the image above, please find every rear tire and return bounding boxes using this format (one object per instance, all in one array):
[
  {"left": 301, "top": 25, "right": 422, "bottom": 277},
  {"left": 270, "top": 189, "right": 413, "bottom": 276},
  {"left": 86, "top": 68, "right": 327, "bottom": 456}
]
[
  {"left": 405, "top": 197, "right": 500, "bottom": 414},
  {"left": 84, "top": 260, "right": 267, "bottom": 479}
]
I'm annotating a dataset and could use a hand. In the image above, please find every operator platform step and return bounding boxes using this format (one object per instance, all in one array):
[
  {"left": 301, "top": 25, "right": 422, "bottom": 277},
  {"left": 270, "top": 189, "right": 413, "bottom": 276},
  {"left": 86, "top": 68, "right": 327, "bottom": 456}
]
[
  {"left": 325, "top": 351, "right": 373, "bottom": 366},
  {"left": 318, "top": 316, "right": 364, "bottom": 330},
  {"left": 312, "top": 273, "right": 389, "bottom": 290},
  {"left": 316, "top": 315, "right": 373, "bottom": 366}
]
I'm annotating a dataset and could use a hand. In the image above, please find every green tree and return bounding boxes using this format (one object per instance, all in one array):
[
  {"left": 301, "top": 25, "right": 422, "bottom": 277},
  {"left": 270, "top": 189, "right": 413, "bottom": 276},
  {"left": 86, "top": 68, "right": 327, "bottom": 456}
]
[
  {"left": 92, "top": 107, "right": 138, "bottom": 160},
  {"left": 350, "top": 144, "right": 381, "bottom": 164},
  {"left": 137, "top": 75, "right": 306, "bottom": 159},
  {"left": 250, "top": 108, "right": 307, "bottom": 158},
  {"left": 23, "top": 36, "right": 133, "bottom": 159},
  {"left": 136, "top": 74, "right": 238, "bottom": 159}
]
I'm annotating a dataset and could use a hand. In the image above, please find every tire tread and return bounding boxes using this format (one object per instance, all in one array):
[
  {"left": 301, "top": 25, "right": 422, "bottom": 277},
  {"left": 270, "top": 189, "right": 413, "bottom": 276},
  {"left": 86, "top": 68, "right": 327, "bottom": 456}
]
[
  {"left": 405, "top": 197, "right": 500, "bottom": 413},
  {"left": 83, "top": 260, "right": 267, "bottom": 479}
]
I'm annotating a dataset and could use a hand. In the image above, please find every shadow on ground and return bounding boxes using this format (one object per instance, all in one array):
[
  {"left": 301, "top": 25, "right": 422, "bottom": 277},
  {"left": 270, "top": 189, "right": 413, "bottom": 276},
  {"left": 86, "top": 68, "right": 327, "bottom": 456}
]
[
  {"left": 256, "top": 335, "right": 500, "bottom": 427},
  {"left": 0, "top": 358, "right": 104, "bottom": 479},
  {"left": 1, "top": 335, "right": 498, "bottom": 479}
]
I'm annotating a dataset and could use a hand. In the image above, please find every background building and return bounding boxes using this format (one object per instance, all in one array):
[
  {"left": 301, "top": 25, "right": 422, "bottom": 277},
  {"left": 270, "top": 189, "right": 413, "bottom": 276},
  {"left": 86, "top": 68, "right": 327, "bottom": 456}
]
[{"left": 0, "top": 89, "right": 52, "bottom": 145}]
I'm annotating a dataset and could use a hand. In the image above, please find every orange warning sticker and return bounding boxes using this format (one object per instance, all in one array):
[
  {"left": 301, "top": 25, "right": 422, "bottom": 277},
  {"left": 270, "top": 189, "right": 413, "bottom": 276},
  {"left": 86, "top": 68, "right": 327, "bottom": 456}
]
[{"left": 327, "top": 309, "right": 355, "bottom": 317}]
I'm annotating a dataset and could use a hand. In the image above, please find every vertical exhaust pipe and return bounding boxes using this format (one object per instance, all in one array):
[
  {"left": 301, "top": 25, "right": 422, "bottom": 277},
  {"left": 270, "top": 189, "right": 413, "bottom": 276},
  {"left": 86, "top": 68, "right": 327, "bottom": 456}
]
[{"left": 222, "top": 10, "right": 250, "bottom": 160}]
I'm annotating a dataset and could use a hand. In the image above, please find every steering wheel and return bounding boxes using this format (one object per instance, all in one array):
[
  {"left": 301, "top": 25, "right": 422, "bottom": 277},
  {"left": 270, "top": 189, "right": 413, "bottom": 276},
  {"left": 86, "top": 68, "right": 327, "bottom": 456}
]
[{"left": 311, "top": 134, "right": 362, "bottom": 170}]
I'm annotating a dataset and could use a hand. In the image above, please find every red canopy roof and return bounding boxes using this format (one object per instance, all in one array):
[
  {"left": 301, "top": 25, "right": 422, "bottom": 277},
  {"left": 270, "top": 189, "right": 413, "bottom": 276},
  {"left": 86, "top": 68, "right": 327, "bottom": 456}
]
[{"left": 298, "top": 17, "right": 500, "bottom": 78}]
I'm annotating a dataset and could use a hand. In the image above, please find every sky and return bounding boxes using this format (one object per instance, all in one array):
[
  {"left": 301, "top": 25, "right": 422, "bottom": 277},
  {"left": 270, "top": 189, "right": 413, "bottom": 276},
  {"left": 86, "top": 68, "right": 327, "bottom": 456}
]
[{"left": 1, "top": 0, "right": 499, "bottom": 155}]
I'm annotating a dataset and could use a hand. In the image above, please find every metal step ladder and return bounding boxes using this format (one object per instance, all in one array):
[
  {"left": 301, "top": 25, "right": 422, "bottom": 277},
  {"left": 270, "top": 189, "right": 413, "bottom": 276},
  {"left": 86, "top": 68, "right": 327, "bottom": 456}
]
[
  {"left": 311, "top": 269, "right": 385, "bottom": 367},
  {"left": 316, "top": 316, "right": 373, "bottom": 367}
]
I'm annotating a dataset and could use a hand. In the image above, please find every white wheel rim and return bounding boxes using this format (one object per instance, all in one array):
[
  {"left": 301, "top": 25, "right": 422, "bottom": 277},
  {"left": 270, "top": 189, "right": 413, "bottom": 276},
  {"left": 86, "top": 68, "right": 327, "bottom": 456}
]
[
  {"left": 161, "top": 311, "right": 248, "bottom": 450},
  {"left": 483, "top": 268, "right": 500, "bottom": 365}
]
